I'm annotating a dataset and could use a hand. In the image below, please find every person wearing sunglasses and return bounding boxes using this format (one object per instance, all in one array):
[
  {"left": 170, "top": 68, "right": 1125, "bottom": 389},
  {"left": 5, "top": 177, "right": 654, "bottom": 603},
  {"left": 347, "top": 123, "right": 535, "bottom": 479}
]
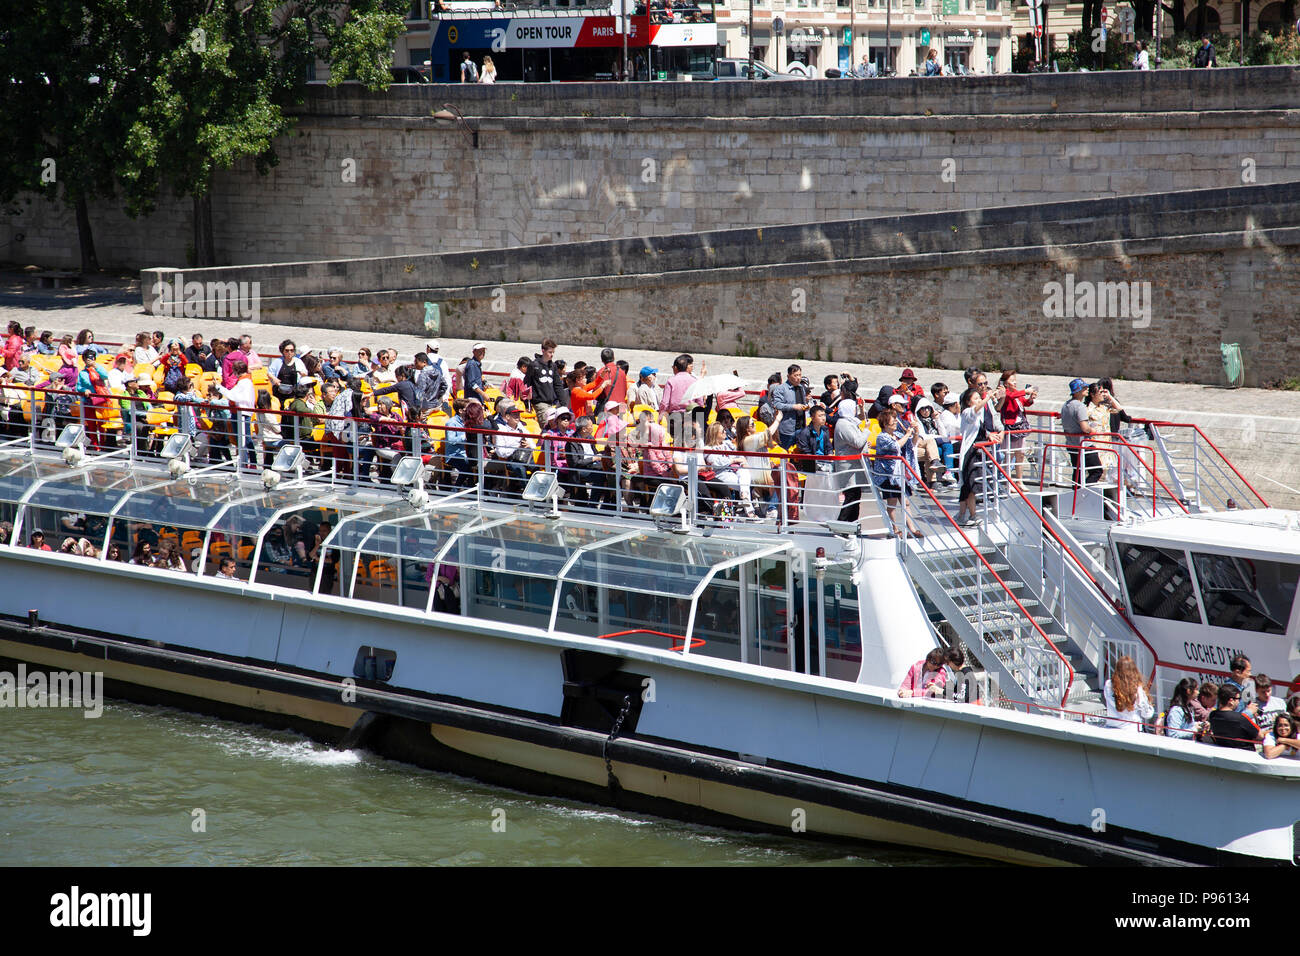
[{"left": 1207, "top": 685, "right": 1265, "bottom": 751}]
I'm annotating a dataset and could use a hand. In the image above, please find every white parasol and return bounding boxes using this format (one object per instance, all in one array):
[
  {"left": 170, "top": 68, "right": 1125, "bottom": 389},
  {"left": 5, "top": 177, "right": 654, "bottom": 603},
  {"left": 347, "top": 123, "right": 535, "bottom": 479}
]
[{"left": 682, "top": 374, "right": 747, "bottom": 403}]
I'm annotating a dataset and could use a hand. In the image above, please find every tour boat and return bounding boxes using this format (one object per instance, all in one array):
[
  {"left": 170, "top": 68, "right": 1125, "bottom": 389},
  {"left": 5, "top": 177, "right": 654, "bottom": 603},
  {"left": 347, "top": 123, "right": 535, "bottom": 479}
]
[{"left": 0, "top": 408, "right": 1296, "bottom": 867}]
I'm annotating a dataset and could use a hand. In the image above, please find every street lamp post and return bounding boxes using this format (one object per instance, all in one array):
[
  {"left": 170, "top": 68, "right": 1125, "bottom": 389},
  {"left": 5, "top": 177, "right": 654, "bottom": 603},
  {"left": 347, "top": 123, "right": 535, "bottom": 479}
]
[
  {"left": 749, "top": 0, "right": 755, "bottom": 76},
  {"left": 886, "top": 0, "right": 892, "bottom": 74}
]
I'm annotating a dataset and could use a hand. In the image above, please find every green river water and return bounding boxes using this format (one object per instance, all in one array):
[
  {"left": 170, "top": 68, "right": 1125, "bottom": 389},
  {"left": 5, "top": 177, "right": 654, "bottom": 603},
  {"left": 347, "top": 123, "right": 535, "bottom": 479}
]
[{"left": 0, "top": 700, "right": 962, "bottom": 866}]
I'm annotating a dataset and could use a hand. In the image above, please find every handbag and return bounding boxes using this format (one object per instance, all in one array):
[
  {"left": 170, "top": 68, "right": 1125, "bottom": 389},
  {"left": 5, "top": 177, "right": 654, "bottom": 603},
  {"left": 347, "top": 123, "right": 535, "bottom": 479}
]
[{"left": 508, "top": 446, "right": 532, "bottom": 464}]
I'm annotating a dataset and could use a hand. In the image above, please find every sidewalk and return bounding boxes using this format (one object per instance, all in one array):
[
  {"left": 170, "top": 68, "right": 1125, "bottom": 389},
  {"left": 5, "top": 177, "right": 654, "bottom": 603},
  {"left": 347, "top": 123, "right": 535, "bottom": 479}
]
[{"left": 4, "top": 276, "right": 1297, "bottom": 508}]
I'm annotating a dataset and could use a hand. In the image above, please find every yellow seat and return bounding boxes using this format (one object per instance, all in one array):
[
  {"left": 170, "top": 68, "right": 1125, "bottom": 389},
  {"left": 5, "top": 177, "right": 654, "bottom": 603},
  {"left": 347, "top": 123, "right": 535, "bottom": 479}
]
[
  {"left": 184, "top": 363, "right": 203, "bottom": 379},
  {"left": 181, "top": 530, "right": 203, "bottom": 553},
  {"left": 368, "top": 558, "right": 396, "bottom": 584},
  {"left": 237, "top": 543, "right": 255, "bottom": 562},
  {"left": 251, "top": 368, "right": 270, "bottom": 388},
  {"left": 209, "top": 540, "right": 232, "bottom": 563}
]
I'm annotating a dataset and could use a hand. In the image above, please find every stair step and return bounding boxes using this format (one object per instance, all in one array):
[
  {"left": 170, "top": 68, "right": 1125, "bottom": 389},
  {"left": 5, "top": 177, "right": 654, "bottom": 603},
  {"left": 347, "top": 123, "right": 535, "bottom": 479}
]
[
  {"left": 918, "top": 546, "right": 998, "bottom": 562},
  {"left": 926, "top": 562, "right": 1010, "bottom": 579},
  {"left": 945, "top": 581, "right": 1025, "bottom": 598},
  {"left": 962, "top": 597, "right": 1040, "bottom": 614}
]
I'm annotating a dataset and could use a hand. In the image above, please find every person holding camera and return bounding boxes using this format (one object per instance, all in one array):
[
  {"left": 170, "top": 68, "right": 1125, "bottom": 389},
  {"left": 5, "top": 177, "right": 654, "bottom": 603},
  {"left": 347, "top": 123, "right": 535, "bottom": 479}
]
[{"left": 996, "top": 369, "right": 1037, "bottom": 484}]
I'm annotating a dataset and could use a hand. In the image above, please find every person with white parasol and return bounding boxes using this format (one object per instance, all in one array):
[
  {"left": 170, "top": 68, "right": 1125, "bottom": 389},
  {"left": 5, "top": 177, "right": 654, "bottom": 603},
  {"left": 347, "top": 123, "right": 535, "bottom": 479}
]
[{"left": 658, "top": 353, "right": 707, "bottom": 446}]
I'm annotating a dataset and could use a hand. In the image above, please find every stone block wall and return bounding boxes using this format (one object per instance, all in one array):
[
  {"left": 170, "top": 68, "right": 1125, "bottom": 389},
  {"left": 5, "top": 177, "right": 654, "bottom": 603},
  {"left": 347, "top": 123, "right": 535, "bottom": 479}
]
[{"left": 5, "top": 68, "right": 1300, "bottom": 270}]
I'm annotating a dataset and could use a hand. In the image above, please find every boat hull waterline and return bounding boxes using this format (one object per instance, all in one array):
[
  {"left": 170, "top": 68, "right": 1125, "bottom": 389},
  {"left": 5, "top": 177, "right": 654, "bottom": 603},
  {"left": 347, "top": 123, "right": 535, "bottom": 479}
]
[{"left": 0, "top": 560, "right": 1293, "bottom": 868}]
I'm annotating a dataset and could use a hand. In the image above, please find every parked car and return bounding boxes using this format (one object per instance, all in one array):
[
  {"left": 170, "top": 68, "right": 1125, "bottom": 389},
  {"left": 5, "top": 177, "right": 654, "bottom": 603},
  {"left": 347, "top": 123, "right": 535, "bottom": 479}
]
[
  {"left": 389, "top": 66, "right": 431, "bottom": 84},
  {"left": 695, "top": 58, "right": 807, "bottom": 81}
]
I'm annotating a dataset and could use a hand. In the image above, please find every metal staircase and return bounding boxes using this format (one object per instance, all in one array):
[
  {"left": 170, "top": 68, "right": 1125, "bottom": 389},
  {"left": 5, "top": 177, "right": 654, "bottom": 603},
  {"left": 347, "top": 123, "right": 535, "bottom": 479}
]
[
  {"left": 903, "top": 527, "right": 1104, "bottom": 715},
  {"left": 863, "top": 459, "right": 1104, "bottom": 714}
]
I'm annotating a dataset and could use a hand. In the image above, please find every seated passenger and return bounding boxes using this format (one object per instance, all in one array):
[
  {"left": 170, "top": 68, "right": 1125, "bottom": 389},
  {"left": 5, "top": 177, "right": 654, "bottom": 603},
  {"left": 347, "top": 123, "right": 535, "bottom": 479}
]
[
  {"left": 1162, "top": 678, "right": 1199, "bottom": 740},
  {"left": 898, "top": 648, "right": 948, "bottom": 699},
  {"left": 1262, "top": 714, "right": 1300, "bottom": 759},
  {"left": 703, "top": 422, "right": 755, "bottom": 518},
  {"left": 156, "top": 542, "right": 189, "bottom": 572},
  {"left": 27, "top": 529, "right": 52, "bottom": 551},
  {"left": 214, "top": 557, "right": 239, "bottom": 580},
  {"left": 1254, "top": 674, "right": 1286, "bottom": 725},
  {"left": 943, "top": 647, "right": 980, "bottom": 703},
  {"left": 1223, "top": 654, "right": 1256, "bottom": 713},
  {"left": 1207, "top": 685, "right": 1264, "bottom": 750},
  {"left": 1103, "top": 654, "right": 1154, "bottom": 732}
]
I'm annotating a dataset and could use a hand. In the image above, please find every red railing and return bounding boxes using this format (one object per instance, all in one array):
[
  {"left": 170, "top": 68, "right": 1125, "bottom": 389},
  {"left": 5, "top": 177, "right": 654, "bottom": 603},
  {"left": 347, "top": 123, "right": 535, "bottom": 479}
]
[
  {"left": 875, "top": 452, "right": 1076, "bottom": 707},
  {"left": 970, "top": 438, "right": 1161, "bottom": 686}
]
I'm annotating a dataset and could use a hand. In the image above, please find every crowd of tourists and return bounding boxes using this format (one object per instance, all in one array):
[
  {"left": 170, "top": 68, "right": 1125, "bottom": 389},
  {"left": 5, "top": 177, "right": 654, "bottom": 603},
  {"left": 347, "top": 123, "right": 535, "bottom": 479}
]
[
  {"left": 898, "top": 647, "right": 1300, "bottom": 758},
  {"left": 1, "top": 323, "right": 1139, "bottom": 527}
]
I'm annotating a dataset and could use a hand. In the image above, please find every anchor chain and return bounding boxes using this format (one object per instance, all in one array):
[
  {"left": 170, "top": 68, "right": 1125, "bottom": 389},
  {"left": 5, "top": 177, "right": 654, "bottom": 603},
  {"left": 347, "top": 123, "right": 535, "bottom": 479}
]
[{"left": 602, "top": 694, "right": 633, "bottom": 804}]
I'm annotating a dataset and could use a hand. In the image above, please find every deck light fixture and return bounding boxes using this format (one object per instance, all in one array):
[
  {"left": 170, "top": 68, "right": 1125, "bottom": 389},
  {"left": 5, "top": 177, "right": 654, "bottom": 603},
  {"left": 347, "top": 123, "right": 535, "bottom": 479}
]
[
  {"left": 56, "top": 424, "right": 86, "bottom": 466},
  {"left": 522, "top": 471, "right": 561, "bottom": 518},
  {"left": 162, "top": 433, "right": 193, "bottom": 477},
  {"left": 390, "top": 456, "right": 430, "bottom": 509},
  {"left": 263, "top": 444, "right": 305, "bottom": 488},
  {"left": 649, "top": 483, "right": 691, "bottom": 533}
]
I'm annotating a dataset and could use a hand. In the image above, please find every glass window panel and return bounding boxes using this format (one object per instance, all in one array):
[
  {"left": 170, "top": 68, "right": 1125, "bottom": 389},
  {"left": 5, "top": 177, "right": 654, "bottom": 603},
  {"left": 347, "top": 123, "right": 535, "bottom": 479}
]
[
  {"left": 113, "top": 476, "right": 246, "bottom": 529},
  {"left": 563, "top": 533, "right": 774, "bottom": 598},
  {"left": 1192, "top": 552, "right": 1299, "bottom": 635},
  {"left": 1119, "top": 543, "right": 1202, "bottom": 624},
  {"left": 822, "top": 570, "right": 862, "bottom": 682},
  {"left": 456, "top": 518, "right": 623, "bottom": 578},
  {"left": 24, "top": 465, "right": 145, "bottom": 517}
]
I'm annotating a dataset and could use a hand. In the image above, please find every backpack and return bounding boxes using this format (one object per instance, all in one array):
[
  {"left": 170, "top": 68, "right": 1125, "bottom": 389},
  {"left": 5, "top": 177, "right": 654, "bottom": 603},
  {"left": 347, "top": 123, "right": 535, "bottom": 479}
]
[{"left": 463, "top": 58, "right": 478, "bottom": 82}]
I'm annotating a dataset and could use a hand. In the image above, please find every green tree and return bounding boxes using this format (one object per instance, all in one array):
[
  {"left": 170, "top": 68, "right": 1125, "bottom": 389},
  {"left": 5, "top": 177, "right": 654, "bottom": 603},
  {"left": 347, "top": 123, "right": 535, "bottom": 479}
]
[
  {"left": 0, "top": 0, "right": 155, "bottom": 273},
  {"left": 119, "top": 0, "right": 406, "bottom": 267}
]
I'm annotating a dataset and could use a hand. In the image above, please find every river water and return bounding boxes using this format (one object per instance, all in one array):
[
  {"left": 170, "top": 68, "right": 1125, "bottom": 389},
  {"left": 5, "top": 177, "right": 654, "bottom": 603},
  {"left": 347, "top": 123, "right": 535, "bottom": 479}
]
[{"left": 0, "top": 701, "right": 961, "bottom": 866}]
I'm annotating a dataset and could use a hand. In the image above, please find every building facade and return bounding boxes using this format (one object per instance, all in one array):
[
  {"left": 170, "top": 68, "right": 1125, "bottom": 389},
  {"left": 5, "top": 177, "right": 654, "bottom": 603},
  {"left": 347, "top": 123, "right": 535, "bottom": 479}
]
[{"left": 713, "top": 0, "right": 1013, "bottom": 75}]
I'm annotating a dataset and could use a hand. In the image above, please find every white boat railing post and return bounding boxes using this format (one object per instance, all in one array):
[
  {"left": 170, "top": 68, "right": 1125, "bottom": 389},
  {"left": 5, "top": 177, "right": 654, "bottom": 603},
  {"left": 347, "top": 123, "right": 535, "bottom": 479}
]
[
  {"left": 1191, "top": 432, "right": 1201, "bottom": 507},
  {"left": 778, "top": 459, "right": 787, "bottom": 532},
  {"left": 351, "top": 421, "right": 360, "bottom": 488},
  {"left": 614, "top": 442, "right": 624, "bottom": 518},
  {"left": 128, "top": 399, "right": 137, "bottom": 465},
  {"left": 688, "top": 456, "right": 699, "bottom": 522},
  {"left": 475, "top": 433, "right": 484, "bottom": 507},
  {"left": 28, "top": 388, "right": 37, "bottom": 455}
]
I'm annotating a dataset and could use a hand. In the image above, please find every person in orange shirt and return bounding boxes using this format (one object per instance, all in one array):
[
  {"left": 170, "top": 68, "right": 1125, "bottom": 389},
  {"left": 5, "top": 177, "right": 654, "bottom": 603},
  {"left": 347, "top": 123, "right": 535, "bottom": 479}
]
[{"left": 567, "top": 367, "right": 609, "bottom": 419}]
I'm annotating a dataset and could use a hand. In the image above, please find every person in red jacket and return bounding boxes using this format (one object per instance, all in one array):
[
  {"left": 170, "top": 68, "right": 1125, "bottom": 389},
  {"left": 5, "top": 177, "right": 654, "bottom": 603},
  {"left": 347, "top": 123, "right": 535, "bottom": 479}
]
[
  {"left": 567, "top": 367, "right": 609, "bottom": 420},
  {"left": 897, "top": 368, "right": 924, "bottom": 411},
  {"left": 996, "top": 369, "right": 1037, "bottom": 483},
  {"left": 3, "top": 322, "right": 24, "bottom": 371}
]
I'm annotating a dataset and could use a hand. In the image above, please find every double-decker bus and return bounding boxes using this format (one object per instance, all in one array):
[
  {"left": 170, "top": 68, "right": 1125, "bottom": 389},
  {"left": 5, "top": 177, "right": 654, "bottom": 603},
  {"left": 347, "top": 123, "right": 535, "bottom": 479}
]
[{"left": 416, "top": 4, "right": 717, "bottom": 82}]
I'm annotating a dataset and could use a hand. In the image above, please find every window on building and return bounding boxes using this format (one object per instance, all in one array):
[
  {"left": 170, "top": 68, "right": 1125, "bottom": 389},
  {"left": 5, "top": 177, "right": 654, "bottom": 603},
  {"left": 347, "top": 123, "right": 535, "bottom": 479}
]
[
  {"left": 985, "top": 0, "right": 999, "bottom": 10},
  {"left": 407, "top": 0, "right": 426, "bottom": 19},
  {"left": 1119, "top": 544, "right": 1202, "bottom": 624},
  {"left": 1192, "top": 552, "right": 1299, "bottom": 635}
]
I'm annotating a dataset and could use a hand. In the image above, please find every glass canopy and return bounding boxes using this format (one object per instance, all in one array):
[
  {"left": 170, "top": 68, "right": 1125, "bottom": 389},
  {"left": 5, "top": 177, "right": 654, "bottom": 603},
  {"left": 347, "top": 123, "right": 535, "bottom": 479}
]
[{"left": 561, "top": 532, "right": 786, "bottom": 599}]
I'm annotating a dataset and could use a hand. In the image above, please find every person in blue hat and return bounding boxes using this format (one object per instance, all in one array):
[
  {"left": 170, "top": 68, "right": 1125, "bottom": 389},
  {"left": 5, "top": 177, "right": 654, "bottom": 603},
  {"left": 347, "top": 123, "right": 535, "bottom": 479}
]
[
  {"left": 1061, "top": 377, "right": 1102, "bottom": 487},
  {"left": 633, "top": 366, "right": 660, "bottom": 410}
]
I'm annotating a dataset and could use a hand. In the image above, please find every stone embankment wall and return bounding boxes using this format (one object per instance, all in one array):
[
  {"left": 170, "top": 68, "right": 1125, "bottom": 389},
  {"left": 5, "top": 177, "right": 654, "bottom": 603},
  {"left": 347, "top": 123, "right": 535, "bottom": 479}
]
[
  {"left": 6, "top": 67, "right": 1300, "bottom": 269},
  {"left": 141, "top": 183, "right": 1300, "bottom": 387}
]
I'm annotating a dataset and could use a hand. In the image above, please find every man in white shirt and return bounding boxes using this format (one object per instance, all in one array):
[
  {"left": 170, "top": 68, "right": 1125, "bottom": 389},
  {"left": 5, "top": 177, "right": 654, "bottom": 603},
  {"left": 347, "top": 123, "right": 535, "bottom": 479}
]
[
  {"left": 106, "top": 354, "right": 132, "bottom": 392},
  {"left": 492, "top": 400, "right": 534, "bottom": 491},
  {"left": 216, "top": 360, "right": 257, "bottom": 467}
]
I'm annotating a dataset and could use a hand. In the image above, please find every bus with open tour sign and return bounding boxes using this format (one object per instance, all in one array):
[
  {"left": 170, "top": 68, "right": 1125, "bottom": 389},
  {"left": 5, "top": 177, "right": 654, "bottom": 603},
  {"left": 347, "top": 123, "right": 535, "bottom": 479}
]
[{"left": 423, "top": 6, "right": 717, "bottom": 82}]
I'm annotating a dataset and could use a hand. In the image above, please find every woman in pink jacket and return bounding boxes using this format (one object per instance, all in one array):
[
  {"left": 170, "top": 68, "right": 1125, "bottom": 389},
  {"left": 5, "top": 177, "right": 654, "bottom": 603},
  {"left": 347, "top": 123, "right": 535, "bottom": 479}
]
[{"left": 898, "top": 648, "right": 949, "bottom": 698}]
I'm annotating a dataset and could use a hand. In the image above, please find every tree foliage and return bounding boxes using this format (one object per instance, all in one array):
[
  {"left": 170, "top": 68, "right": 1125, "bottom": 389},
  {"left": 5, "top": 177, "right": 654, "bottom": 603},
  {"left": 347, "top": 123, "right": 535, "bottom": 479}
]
[{"left": 1, "top": 0, "right": 407, "bottom": 270}]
